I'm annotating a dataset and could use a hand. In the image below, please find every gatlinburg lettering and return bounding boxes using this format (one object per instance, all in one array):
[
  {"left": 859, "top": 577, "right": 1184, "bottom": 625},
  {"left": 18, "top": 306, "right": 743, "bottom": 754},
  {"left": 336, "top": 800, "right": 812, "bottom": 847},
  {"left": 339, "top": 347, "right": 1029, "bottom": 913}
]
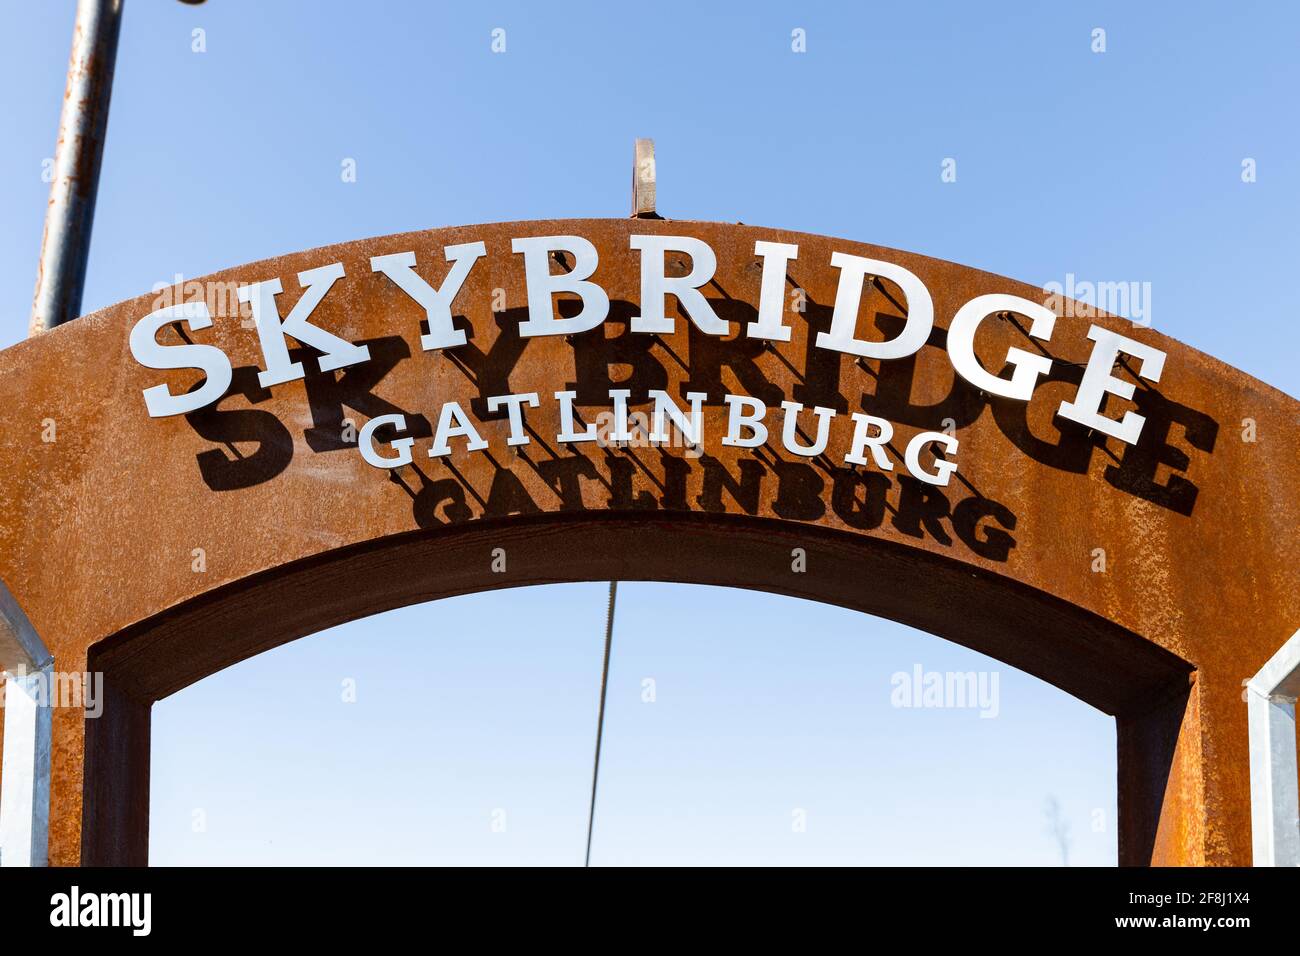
[{"left": 128, "top": 233, "right": 1168, "bottom": 489}]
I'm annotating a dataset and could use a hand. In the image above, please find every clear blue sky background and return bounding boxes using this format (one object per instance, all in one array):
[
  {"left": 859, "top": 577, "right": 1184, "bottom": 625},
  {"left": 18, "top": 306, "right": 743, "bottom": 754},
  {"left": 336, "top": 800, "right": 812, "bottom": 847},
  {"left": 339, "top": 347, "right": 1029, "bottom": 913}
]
[{"left": 2, "top": 1, "right": 1295, "bottom": 865}]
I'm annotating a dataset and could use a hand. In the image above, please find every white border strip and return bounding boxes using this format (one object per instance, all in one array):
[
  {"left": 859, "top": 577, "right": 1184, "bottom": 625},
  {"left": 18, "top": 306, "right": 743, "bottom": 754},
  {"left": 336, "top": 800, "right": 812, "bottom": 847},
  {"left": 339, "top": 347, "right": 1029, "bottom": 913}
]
[
  {"left": 0, "top": 582, "right": 52, "bottom": 868},
  {"left": 1248, "top": 629, "right": 1300, "bottom": 867}
]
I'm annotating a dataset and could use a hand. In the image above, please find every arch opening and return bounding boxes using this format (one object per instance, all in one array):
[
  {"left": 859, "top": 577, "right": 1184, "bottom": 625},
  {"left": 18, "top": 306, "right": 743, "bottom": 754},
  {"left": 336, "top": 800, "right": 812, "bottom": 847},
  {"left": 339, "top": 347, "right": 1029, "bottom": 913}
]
[
  {"left": 147, "top": 582, "right": 1123, "bottom": 865},
  {"left": 82, "top": 513, "right": 1193, "bottom": 866}
]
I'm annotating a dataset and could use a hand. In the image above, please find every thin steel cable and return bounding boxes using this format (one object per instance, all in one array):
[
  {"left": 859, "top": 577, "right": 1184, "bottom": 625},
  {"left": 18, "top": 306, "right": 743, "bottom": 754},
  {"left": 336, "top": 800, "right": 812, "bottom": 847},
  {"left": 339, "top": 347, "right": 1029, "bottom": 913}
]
[{"left": 584, "top": 580, "right": 618, "bottom": 867}]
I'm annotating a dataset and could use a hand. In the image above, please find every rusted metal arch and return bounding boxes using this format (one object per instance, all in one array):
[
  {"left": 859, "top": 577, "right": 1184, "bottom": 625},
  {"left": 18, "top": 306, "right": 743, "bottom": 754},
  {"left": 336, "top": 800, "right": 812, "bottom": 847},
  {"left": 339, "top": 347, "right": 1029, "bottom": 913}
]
[{"left": 0, "top": 218, "right": 1294, "bottom": 866}]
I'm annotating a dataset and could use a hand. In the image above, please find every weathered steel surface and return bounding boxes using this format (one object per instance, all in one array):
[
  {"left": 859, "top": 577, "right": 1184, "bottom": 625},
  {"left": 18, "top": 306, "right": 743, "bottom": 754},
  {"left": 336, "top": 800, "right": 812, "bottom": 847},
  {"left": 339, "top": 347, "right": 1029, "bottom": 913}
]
[{"left": 0, "top": 218, "right": 1294, "bottom": 865}]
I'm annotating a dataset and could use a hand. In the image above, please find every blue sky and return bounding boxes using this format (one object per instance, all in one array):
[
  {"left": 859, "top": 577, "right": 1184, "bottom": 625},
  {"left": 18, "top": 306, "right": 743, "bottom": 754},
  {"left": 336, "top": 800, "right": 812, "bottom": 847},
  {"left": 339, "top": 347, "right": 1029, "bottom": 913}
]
[
  {"left": 149, "top": 584, "right": 1114, "bottom": 866},
  {"left": 3, "top": 1, "right": 1295, "bottom": 865}
]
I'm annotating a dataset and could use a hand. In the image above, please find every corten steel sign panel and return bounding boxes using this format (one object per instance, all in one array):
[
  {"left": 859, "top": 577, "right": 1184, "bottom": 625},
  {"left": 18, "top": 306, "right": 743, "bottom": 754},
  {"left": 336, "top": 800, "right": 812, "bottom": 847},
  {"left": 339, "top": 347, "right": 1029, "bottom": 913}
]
[{"left": 0, "top": 218, "right": 1295, "bottom": 866}]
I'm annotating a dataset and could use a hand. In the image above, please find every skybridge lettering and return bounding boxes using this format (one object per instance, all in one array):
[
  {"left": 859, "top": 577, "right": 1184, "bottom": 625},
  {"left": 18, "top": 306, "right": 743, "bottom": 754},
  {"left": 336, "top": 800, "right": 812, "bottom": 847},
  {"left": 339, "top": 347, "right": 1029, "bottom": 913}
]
[{"left": 128, "top": 230, "right": 1171, "bottom": 489}]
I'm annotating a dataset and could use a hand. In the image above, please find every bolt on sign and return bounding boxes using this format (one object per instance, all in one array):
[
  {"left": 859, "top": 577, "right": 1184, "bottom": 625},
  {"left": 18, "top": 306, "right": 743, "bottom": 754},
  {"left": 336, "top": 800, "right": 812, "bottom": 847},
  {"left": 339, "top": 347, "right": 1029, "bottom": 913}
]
[{"left": 0, "top": 218, "right": 1295, "bottom": 866}]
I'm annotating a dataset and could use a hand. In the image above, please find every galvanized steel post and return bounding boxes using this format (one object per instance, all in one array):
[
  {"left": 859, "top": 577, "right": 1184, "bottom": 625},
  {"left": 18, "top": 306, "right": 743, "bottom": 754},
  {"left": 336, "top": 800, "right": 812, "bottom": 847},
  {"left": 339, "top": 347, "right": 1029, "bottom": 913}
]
[{"left": 28, "top": 0, "right": 124, "bottom": 336}]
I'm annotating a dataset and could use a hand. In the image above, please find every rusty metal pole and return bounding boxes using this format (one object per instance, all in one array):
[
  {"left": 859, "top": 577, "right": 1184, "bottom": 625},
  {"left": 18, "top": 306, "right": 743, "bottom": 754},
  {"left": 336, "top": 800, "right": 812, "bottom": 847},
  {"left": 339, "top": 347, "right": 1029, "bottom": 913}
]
[
  {"left": 632, "top": 138, "right": 658, "bottom": 219},
  {"left": 28, "top": 0, "right": 124, "bottom": 336}
]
